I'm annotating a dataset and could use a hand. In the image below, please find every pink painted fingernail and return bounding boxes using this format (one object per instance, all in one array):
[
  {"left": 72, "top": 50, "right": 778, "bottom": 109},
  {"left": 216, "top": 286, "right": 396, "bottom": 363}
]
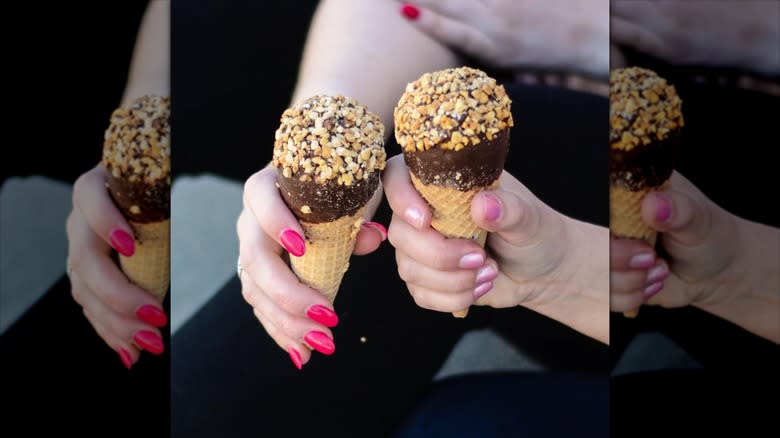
[
  {"left": 363, "top": 222, "right": 388, "bottom": 241},
  {"left": 305, "top": 331, "right": 335, "bottom": 355},
  {"left": 474, "top": 281, "right": 494, "bottom": 299},
  {"left": 306, "top": 305, "right": 339, "bottom": 328},
  {"left": 288, "top": 347, "right": 303, "bottom": 370},
  {"left": 643, "top": 281, "right": 664, "bottom": 299},
  {"left": 483, "top": 194, "right": 502, "bottom": 222},
  {"left": 646, "top": 264, "right": 669, "bottom": 284},
  {"left": 405, "top": 207, "right": 425, "bottom": 229},
  {"left": 629, "top": 253, "right": 655, "bottom": 269},
  {"left": 136, "top": 305, "right": 168, "bottom": 327},
  {"left": 459, "top": 252, "right": 485, "bottom": 269},
  {"left": 401, "top": 3, "right": 420, "bottom": 20},
  {"left": 654, "top": 194, "right": 672, "bottom": 223},
  {"left": 133, "top": 330, "right": 164, "bottom": 355},
  {"left": 118, "top": 348, "right": 132, "bottom": 370},
  {"left": 110, "top": 229, "right": 135, "bottom": 257},
  {"left": 280, "top": 229, "right": 306, "bottom": 257},
  {"left": 475, "top": 263, "right": 498, "bottom": 284}
]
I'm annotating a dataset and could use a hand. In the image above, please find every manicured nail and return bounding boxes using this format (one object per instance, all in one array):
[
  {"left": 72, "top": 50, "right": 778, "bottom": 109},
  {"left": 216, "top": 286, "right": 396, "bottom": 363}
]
[
  {"left": 110, "top": 229, "right": 135, "bottom": 257},
  {"left": 136, "top": 305, "right": 168, "bottom": 327},
  {"left": 118, "top": 348, "right": 132, "bottom": 370},
  {"left": 643, "top": 281, "right": 664, "bottom": 299},
  {"left": 646, "top": 264, "right": 669, "bottom": 284},
  {"left": 363, "top": 222, "right": 388, "bottom": 241},
  {"left": 474, "top": 281, "right": 494, "bottom": 299},
  {"left": 304, "top": 331, "right": 335, "bottom": 355},
  {"left": 483, "top": 194, "right": 502, "bottom": 222},
  {"left": 288, "top": 347, "right": 303, "bottom": 370},
  {"left": 134, "top": 330, "right": 164, "bottom": 355},
  {"left": 475, "top": 263, "right": 498, "bottom": 284},
  {"left": 280, "top": 229, "right": 306, "bottom": 257},
  {"left": 654, "top": 194, "right": 672, "bottom": 223},
  {"left": 401, "top": 3, "right": 420, "bottom": 20},
  {"left": 628, "top": 253, "right": 655, "bottom": 269},
  {"left": 306, "top": 305, "right": 339, "bottom": 328},
  {"left": 405, "top": 207, "right": 425, "bottom": 229},
  {"left": 459, "top": 252, "right": 485, "bottom": 269}
]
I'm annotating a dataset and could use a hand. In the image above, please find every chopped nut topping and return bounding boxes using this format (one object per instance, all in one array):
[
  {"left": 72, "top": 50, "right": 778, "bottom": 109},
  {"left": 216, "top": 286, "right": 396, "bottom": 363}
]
[
  {"left": 101, "top": 95, "right": 171, "bottom": 185},
  {"left": 130, "top": 205, "right": 141, "bottom": 215},
  {"left": 394, "top": 67, "right": 513, "bottom": 153},
  {"left": 272, "top": 95, "right": 387, "bottom": 186},
  {"left": 610, "top": 67, "right": 684, "bottom": 151},
  {"left": 301, "top": 205, "right": 312, "bottom": 214}
]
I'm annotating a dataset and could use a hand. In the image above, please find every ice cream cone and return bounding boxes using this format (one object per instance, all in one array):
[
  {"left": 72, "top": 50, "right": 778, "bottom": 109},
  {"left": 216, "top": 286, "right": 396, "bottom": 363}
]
[
  {"left": 273, "top": 95, "right": 386, "bottom": 304},
  {"left": 119, "top": 219, "right": 170, "bottom": 301}
]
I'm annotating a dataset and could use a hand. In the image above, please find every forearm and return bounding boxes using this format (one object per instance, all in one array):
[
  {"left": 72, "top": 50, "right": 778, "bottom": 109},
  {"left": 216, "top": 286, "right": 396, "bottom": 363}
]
[
  {"left": 695, "top": 219, "right": 780, "bottom": 343},
  {"left": 291, "top": 0, "right": 458, "bottom": 131},
  {"left": 121, "top": 0, "right": 170, "bottom": 106}
]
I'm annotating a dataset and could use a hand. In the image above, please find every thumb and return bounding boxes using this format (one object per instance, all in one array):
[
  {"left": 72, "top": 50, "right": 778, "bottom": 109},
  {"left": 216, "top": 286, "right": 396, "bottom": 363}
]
[
  {"left": 641, "top": 172, "right": 713, "bottom": 247},
  {"left": 471, "top": 173, "right": 545, "bottom": 247}
]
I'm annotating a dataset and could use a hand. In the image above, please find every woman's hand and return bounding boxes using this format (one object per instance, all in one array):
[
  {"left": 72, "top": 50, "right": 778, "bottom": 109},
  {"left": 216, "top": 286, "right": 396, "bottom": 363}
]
[
  {"left": 237, "top": 164, "right": 386, "bottom": 369},
  {"left": 383, "top": 155, "right": 609, "bottom": 343},
  {"left": 396, "top": 0, "right": 610, "bottom": 76},
  {"left": 66, "top": 166, "right": 169, "bottom": 369}
]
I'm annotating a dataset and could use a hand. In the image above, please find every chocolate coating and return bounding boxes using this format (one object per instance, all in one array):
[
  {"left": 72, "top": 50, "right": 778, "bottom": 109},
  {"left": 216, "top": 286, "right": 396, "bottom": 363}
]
[
  {"left": 404, "top": 128, "right": 509, "bottom": 190},
  {"left": 277, "top": 172, "right": 379, "bottom": 223},
  {"left": 106, "top": 176, "right": 170, "bottom": 223},
  {"left": 610, "top": 129, "right": 679, "bottom": 190}
]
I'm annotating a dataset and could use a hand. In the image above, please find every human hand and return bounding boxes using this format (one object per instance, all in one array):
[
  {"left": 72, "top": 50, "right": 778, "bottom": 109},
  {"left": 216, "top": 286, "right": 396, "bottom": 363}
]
[
  {"left": 66, "top": 166, "right": 169, "bottom": 369},
  {"left": 237, "top": 164, "right": 386, "bottom": 369},
  {"left": 397, "top": 0, "right": 610, "bottom": 76},
  {"left": 611, "top": 0, "right": 780, "bottom": 74}
]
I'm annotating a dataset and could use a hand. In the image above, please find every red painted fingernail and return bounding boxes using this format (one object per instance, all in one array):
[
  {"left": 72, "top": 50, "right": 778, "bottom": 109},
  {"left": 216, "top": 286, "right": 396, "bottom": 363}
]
[
  {"left": 118, "top": 348, "right": 132, "bottom": 370},
  {"left": 136, "top": 305, "right": 168, "bottom": 327},
  {"left": 654, "top": 194, "right": 672, "bottom": 223},
  {"left": 110, "top": 229, "right": 135, "bottom": 257},
  {"left": 306, "top": 305, "right": 339, "bottom": 327},
  {"left": 459, "top": 252, "right": 485, "bottom": 269},
  {"left": 134, "top": 330, "right": 164, "bottom": 355},
  {"left": 288, "top": 347, "right": 303, "bottom": 370},
  {"left": 401, "top": 3, "right": 420, "bottom": 20},
  {"left": 476, "top": 263, "right": 498, "bottom": 284},
  {"left": 280, "top": 229, "right": 306, "bottom": 257},
  {"left": 646, "top": 264, "right": 669, "bottom": 284},
  {"left": 643, "top": 281, "right": 664, "bottom": 299},
  {"left": 363, "top": 222, "right": 388, "bottom": 241},
  {"left": 483, "top": 194, "right": 502, "bottom": 222},
  {"left": 474, "top": 281, "right": 494, "bottom": 299},
  {"left": 629, "top": 253, "right": 655, "bottom": 269},
  {"left": 305, "top": 331, "right": 335, "bottom": 355}
]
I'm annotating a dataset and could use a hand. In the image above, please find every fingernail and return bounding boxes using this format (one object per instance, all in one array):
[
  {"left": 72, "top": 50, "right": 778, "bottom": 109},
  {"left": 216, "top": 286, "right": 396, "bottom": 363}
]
[
  {"left": 401, "top": 3, "right": 420, "bottom": 20},
  {"left": 646, "top": 264, "right": 669, "bottom": 284},
  {"left": 110, "top": 229, "right": 135, "bottom": 257},
  {"left": 483, "top": 194, "right": 502, "bottom": 222},
  {"left": 474, "top": 281, "right": 494, "bottom": 299},
  {"left": 134, "top": 330, "right": 164, "bottom": 355},
  {"left": 654, "top": 194, "right": 672, "bottom": 223},
  {"left": 363, "top": 222, "right": 388, "bottom": 241},
  {"left": 628, "top": 253, "right": 655, "bottom": 269},
  {"left": 306, "top": 305, "right": 339, "bottom": 328},
  {"left": 280, "top": 229, "right": 306, "bottom": 257},
  {"left": 288, "top": 347, "right": 303, "bottom": 370},
  {"left": 118, "top": 349, "right": 132, "bottom": 370},
  {"left": 459, "top": 252, "right": 485, "bottom": 269},
  {"left": 643, "top": 281, "right": 664, "bottom": 299},
  {"left": 304, "top": 331, "right": 335, "bottom": 355},
  {"left": 475, "top": 263, "right": 498, "bottom": 284},
  {"left": 404, "top": 207, "right": 425, "bottom": 229},
  {"left": 136, "top": 305, "right": 168, "bottom": 327}
]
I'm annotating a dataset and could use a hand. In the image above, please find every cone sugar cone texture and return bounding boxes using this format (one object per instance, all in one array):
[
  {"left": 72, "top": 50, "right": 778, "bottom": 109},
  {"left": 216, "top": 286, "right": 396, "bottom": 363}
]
[
  {"left": 273, "top": 95, "right": 386, "bottom": 303},
  {"left": 102, "top": 95, "right": 171, "bottom": 300},
  {"left": 610, "top": 68, "right": 683, "bottom": 316},
  {"left": 395, "top": 67, "right": 513, "bottom": 318}
]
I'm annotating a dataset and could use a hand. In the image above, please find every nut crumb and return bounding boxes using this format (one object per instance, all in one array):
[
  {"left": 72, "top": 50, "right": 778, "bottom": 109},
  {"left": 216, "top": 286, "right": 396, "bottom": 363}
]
[
  {"left": 360, "top": 336, "right": 367, "bottom": 343},
  {"left": 130, "top": 205, "right": 141, "bottom": 215},
  {"left": 301, "top": 205, "right": 312, "bottom": 214}
]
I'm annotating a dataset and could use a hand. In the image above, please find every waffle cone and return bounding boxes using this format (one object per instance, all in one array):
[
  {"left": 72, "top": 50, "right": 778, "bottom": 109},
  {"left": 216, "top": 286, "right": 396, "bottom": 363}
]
[
  {"left": 119, "top": 219, "right": 170, "bottom": 301},
  {"left": 290, "top": 206, "right": 366, "bottom": 303}
]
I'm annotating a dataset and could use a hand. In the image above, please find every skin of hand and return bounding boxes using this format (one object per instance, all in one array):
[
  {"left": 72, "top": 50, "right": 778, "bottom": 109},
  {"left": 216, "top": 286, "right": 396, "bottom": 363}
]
[
  {"left": 610, "top": 172, "right": 780, "bottom": 343},
  {"left": 383, "top": 155, "right": 610, "bottom": 344},
  {"left": 610, "top": 0, "right": 780, "bottom": 75},
  {"left": 66, "top": 167, "right": 169, "bottom": 368},
  {"left": 395, "top": 0, "right": 610, "bottom": 77},
  {"left": 237, "top": 164, "right": 386, "bottom": 369}
]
